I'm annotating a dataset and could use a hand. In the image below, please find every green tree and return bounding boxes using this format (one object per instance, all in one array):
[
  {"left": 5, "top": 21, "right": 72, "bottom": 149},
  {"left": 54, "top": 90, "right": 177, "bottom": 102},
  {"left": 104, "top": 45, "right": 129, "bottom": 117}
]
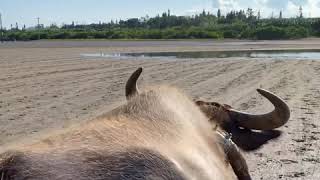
[
  {"left": 299, "top": 6, "right": 303, "bottom": 18},
  {"left": 217, "top": 9, "right": 221, "bottom": 19}
]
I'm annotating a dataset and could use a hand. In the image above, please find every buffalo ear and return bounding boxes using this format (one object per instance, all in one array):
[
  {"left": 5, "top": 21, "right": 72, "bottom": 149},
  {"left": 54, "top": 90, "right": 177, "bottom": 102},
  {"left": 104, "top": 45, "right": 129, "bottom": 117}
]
[{"left": 231, "top": 128, "right": 282, "bottom": 151}]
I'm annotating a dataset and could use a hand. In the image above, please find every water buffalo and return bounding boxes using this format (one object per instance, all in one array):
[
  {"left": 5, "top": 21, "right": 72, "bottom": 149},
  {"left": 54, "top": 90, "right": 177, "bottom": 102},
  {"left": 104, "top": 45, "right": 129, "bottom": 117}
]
[{"left": 0, "top": 67, "right": 290, "bottom": 180}]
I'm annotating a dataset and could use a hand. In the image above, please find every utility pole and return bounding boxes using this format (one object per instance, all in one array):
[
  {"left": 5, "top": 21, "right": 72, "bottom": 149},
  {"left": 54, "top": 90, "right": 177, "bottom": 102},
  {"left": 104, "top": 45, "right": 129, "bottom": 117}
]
[
  {"left": 37, "top": 17, "right": 40, "bottom": 40},
  {"left": 0, "top": 13, "right": 3, "bottom": 43}
]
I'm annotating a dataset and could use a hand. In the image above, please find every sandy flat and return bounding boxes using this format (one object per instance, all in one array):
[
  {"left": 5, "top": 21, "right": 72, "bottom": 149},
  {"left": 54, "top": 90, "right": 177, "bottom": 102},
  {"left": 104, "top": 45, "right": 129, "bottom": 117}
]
[{"left": 0, "top": 40, "right": 320, "bottom": 179}]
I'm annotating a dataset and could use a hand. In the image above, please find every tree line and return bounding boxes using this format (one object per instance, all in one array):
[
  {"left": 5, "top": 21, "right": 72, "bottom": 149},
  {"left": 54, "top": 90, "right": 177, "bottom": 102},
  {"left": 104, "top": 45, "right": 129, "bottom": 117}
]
[{"left": 2, "top": 8, "right": 320, "bottom": 41}]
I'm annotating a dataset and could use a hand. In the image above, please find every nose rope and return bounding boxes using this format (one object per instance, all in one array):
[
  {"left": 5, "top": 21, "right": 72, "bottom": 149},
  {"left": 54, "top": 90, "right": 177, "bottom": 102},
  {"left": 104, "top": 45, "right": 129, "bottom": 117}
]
[
  {"left": 217, "top": 131, "right": 233, "bottom": 156},
  {"left": 216, "top": 131, "right": 252, "bottom": 180}
]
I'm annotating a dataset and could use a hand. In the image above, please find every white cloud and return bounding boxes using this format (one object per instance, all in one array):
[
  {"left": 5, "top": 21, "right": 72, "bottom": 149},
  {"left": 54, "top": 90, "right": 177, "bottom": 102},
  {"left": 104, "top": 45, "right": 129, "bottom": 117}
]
[
  {"left": 186, "top": 0, "right": 320, "bottom": 18},
  {"left": 286, "top": 0, "right": 320, "bottom": 17},
  {"left": 186, "top": 0, "right": 215, "bottom": 14},
  {"left": 308, "top": 0, "right": 320, "bottom": 17},
  {"left": 290, "top": 0, "right": 308, "bottom": 6}
]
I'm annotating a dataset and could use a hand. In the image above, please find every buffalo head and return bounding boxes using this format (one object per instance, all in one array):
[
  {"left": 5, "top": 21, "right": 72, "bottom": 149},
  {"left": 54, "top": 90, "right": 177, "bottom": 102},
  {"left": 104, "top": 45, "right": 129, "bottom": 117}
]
[{"left": 126, "top": 67, "right": 290, "bottom": 151}]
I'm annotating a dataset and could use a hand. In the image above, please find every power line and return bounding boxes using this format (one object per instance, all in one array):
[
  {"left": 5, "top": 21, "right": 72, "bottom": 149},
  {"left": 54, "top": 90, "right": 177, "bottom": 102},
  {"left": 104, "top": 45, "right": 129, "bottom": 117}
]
[
  {"left": 37, "top": 17, "right": 40, "bottom": 40},
  {"left": 0, "top": 13, "right": 3, "bottom": 43}
]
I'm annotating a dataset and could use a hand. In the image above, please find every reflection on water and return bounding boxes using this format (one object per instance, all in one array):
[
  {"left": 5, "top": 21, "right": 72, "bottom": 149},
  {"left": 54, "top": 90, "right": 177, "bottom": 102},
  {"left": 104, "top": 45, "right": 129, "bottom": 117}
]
[{"left": 81, "top": 50, "right": 320, "bottom": 60}]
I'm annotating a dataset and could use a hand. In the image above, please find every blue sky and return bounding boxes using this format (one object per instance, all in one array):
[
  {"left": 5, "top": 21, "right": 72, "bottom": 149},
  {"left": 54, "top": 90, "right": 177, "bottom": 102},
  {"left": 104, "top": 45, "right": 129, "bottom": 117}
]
[{"left": 1, "top": 0, "right": 319, "bottom": 28}]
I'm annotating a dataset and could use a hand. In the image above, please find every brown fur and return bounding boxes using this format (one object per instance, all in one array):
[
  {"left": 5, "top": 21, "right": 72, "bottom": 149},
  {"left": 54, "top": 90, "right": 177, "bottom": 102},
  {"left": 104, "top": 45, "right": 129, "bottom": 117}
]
[
  {"left": 0, "top": 86, "right": 238, "bottom": 180},
  {"left": 195, "top": 100, "right": 282, "bottom": 151}
]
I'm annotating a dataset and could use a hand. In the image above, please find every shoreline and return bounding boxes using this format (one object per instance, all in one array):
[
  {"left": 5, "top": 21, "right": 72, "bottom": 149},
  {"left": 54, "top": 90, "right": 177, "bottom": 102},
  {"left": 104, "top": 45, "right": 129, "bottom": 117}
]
[{"left": 1, "top": 38, "right": 320, "bottom": 50}]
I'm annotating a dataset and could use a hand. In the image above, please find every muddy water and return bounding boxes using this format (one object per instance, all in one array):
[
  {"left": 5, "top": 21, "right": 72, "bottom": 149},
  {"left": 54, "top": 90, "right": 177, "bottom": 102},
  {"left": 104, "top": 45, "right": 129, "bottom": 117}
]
[{"left": 82, "top": 50, "right": 320, "bottom": 60}]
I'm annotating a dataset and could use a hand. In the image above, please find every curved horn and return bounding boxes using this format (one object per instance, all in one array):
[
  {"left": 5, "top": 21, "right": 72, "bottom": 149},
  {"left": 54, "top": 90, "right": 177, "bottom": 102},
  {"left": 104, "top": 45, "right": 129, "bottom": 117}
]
[
  {"left": 125, "top": 67, "right": 143, "bottom": 100},
  {"left": 229, "top": 89, "right": 290, "bottom": 130}
]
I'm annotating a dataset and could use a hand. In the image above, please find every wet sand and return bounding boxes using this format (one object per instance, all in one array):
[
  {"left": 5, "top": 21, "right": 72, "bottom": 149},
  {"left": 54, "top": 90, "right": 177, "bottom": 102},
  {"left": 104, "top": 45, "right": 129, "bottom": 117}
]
[{"left": 0, "top": 39, "right": 320, "bottom": 179}]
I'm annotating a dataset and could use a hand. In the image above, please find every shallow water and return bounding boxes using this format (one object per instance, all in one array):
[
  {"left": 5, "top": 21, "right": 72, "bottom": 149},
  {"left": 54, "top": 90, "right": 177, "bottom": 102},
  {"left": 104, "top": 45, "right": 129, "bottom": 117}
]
[{"left": 81, "top": 49, "right": 320, "bottom": 60}]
